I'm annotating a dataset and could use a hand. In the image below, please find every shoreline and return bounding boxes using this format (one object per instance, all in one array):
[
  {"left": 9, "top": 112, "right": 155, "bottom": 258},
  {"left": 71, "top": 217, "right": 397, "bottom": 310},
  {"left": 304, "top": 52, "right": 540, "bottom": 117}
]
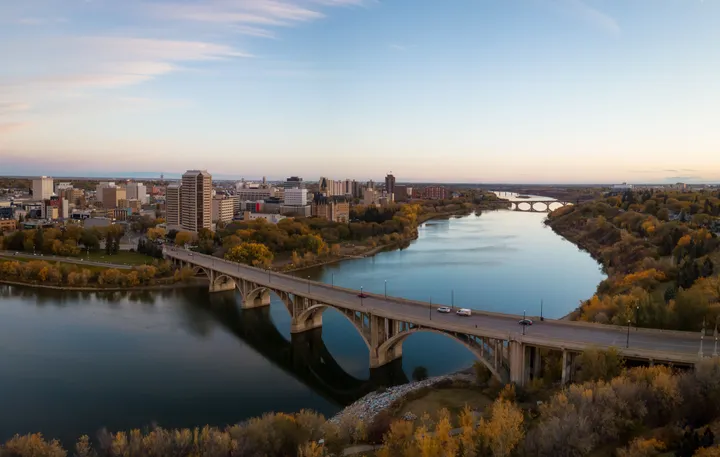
[
  {"left": 283, "top": 208, "right": 501, "bottom": 274},
  {"left": 0, "top": 277, "right": 208, "bottom": 292}
]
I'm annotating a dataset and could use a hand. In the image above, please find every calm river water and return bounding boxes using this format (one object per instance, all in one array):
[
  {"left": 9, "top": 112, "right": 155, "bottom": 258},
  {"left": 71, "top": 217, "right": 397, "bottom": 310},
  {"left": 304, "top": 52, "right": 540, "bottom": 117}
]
[{"left": 0, "top": 200, "right": 604, "bottom": 443}]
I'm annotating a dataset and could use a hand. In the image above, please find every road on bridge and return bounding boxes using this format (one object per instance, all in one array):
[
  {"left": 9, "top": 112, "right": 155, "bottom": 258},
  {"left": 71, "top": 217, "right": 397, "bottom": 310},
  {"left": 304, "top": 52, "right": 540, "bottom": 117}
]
[{"left": 166, "top": 248, "right": 705, "bottom": 364}]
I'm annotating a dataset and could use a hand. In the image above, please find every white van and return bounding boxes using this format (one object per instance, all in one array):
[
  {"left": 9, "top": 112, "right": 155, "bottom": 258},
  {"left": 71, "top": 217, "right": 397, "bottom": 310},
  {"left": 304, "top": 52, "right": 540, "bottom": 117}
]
[{"left": 456, "top": 308, "right": 472, "bottom": 316}]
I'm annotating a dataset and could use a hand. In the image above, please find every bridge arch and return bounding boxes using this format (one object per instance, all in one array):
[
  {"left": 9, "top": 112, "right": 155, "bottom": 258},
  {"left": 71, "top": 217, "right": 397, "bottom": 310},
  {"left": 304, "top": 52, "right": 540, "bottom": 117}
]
[
  {"left": 376, "top": 328, "right": 505, "bottom": 382},
  {"left": 295, "top": 304, "right": 371, "bottom": 350},
  {"left": 192, "top": 266, "right": 211, "bottom": 279}
]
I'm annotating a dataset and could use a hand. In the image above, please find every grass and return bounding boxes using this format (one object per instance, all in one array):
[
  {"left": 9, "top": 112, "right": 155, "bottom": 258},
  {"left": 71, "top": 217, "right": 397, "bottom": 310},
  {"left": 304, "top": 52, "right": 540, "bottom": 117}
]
[
  {"left": 85, "top": 250, "right": 154, "bottom": 265},
  {"left": 395, "top": 387, "right": 492, "bottom": 428},
  {"left": 0, "top": 256, "right": 110, "bottom": 273}
]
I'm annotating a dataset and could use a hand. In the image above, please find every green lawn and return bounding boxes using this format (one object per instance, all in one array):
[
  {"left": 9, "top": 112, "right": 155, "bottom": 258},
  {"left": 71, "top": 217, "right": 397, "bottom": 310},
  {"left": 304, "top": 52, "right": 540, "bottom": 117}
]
[{"left": 85, "top": 250, "right": 154, "bottom": 265}]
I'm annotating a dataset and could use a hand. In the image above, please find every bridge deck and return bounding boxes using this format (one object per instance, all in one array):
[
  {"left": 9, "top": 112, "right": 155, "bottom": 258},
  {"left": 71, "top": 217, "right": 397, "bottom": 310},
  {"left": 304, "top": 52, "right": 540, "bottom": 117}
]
[{"left": 166, "top": 248, "right": 705, "bottom": 365}]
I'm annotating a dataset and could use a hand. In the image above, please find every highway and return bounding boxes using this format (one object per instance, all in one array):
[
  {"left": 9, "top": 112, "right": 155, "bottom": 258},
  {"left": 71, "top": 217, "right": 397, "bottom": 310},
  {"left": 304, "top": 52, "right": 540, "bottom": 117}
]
[{"left": 165, "top": 248, "right": 707, "bottom": 364}]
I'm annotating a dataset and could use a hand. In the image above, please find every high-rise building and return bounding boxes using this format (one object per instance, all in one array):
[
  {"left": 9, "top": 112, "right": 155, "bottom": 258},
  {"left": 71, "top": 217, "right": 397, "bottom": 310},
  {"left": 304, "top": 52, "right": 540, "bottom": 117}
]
[
  {"left": 385, "top": 173, "right": 396, "bottom": 198},
  {"left": 181, "top": 170, "right": 212, "bottom": 232},
  {"left": 363, "top": 188, "right": 378, "bottom": 205},
  {"left": 166, "top": 184, "right": 181, "bottom": 228},
  {"left": 282, "top": 176, "right": 303, "bottom": 189},
  {"left": 212, "top": 196, "right": 234, "bottom": 224},
  {"left": 394, "top": 185, "right": 411, "bottom": 202},
  {"left": 284, "top": 187, "right": 307, "bottom": 206},
  {"left": 102, "top": 186, "right": 126, "bottom": 209},
  {"left": 126, "top": 182, "right": 148, "bottom": 204},
  {"left": 32, "top": 176, "right": 54, "bottom": 201}
]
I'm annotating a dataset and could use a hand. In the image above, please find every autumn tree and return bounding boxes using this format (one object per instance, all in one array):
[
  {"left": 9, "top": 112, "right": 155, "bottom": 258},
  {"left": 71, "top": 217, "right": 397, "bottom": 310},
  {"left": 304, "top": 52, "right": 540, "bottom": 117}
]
[
  {"left": 174, "top": 231, "right": 196, "bottom": 247},
  {"left": 225, "top": 242, "right": 274, "bottom": 267},
  {"left": 575, "top": 347, "right": 624, "bottom": 383},
  {"left": 477, "top": 399, "right": 524, "bottom": 457},
  {"left": 146, "top": 227, "right": 166, "bottom": 241}
]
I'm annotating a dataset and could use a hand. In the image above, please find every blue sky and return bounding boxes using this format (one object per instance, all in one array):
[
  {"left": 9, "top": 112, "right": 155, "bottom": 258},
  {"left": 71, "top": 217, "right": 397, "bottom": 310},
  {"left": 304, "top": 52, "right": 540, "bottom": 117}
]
[{"left": 1, "top": 0, "right": 719, "bottom": 183}]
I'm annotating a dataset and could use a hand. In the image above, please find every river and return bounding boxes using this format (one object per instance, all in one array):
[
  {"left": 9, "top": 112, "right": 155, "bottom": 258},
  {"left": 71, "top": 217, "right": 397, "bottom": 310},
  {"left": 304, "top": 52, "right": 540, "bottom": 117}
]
[{"left": 0, "top": 199, "right": 604, "bottom": 444}]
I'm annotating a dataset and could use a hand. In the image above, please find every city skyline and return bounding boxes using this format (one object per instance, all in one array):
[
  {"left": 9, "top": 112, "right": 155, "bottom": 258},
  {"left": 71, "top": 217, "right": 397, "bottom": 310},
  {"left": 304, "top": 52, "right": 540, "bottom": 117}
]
[{"left": 2, "top": 0, "right": 720, "bottom": 184}]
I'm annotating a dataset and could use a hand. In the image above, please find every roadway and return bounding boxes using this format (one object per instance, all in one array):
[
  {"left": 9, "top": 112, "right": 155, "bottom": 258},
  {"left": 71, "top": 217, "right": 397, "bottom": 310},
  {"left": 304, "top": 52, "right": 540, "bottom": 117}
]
[{"left": 165, "top": 248, "right": 706, "bottom": 364}]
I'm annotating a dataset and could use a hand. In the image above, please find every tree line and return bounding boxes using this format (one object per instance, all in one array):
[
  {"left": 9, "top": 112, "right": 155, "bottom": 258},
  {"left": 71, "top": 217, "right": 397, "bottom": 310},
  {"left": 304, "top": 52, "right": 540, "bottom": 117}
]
[
  {"left": 547, "top": 189, "right": 720, "bottom": 331},
  {"left": 3, "top": 353, "right": 720, "bottom": 457}
]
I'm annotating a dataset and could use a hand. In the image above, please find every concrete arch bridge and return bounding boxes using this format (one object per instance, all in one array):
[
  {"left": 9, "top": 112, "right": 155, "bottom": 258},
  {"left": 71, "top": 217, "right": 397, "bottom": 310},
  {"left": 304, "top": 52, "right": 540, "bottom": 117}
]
[
  {"left": 165, "top": 248, "right": 705, "bottom": 387},
  {"left": 509, "top": 200, "right": 572, "bottom": 213}
]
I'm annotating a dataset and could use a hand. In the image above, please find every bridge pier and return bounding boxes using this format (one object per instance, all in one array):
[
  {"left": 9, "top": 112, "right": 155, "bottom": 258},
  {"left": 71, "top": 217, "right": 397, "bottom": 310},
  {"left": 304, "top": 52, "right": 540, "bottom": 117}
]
[
  {"left": 291, "top": 312, "right": 323, "bottom": 333},
  {"left": 243, "top": 288, "right": 271, "bottom": 309},
  {"left": 561, "top": 349, "right": 576, "bottom": 385},
  {"left": 209, "top": 272, "right": 237, "bottom": 293}
]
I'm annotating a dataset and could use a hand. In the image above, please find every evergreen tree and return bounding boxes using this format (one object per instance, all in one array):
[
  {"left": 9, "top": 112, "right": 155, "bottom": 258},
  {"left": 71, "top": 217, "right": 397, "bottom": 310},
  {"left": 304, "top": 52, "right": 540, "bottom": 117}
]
[{"left": 34, "top": 227, "right": 44, "bottom": 253}]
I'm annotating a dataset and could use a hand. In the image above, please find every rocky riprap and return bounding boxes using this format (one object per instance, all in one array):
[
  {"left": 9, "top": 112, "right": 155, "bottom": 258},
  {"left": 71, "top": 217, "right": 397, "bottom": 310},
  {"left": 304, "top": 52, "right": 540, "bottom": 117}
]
[{"left": 329, "top": 373, "right": 474, "bottom": 425}]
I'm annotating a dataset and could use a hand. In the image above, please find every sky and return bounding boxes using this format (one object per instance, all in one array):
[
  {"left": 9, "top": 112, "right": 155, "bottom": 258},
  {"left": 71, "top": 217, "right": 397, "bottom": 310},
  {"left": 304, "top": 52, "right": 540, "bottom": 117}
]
[{"left": 1, "top": 0, "right": 719, "bottom": 184}]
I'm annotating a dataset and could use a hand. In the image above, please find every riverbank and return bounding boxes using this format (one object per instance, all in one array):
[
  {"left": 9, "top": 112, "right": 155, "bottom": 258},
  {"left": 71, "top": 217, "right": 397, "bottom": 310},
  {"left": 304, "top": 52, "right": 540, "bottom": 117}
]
[
  {"left": 280, "top": 207, "right": 504, "bottom": 273},
  {"left": 0, "top": 277, "right": 208, "bottom": 292},
  {"left": 329, "top": 372, "right": 475, "bottom": 426}
]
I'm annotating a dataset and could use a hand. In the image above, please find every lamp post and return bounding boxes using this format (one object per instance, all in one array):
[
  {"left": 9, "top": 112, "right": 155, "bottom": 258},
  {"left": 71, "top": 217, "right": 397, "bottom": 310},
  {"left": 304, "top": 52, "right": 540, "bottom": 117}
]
[
  {"left": 635, "top": 305, "right": 640, "bottom": 329},
  {"left": 331, "top": 273, "right": 334, "bottom": 288},
  {"left": 540, "top": 299, "right": 544, "bottom": 321},
  {"left": 384, "top": 280, "right": 387, "bottom": 298},
  {"left": 360, "top": 286, "right": 364, "bottom": 306},
  {"left": 626, "top": 320, "right": 631, "bottom": 348},
  {"left": 699, "top": 319, "right": 706, "bottom": 357}
]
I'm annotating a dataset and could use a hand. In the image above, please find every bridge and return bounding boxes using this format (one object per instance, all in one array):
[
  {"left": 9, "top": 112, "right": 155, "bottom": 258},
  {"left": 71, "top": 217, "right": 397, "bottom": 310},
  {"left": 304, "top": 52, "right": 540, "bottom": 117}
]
[
  {"left": 508, "top": 200, "right": 572, "bottom": 213},
  {"left": 164, "top": 247, "right": 708, "bottom": 386}
]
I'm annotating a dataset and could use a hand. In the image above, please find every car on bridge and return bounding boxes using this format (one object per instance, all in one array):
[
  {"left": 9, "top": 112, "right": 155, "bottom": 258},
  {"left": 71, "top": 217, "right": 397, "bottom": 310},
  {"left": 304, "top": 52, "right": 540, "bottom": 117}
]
[
  {"left": 357, "top": 292, "right": 368, "bottom": 298},
  {"left": 456, "top": 308, "right": 472, "bottom": 316},
  {"left": 518, "top": 318, "right": 533, "bottom": 326},
  {"left": 437, "top": 306, "right": 451, "bottom": 313}
]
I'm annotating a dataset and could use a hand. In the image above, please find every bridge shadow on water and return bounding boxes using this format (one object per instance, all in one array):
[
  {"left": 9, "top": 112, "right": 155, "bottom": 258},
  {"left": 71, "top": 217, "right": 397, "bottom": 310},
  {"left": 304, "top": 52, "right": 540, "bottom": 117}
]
[{"left": 201, "top": 291, "right": 409, "bottom": 406}]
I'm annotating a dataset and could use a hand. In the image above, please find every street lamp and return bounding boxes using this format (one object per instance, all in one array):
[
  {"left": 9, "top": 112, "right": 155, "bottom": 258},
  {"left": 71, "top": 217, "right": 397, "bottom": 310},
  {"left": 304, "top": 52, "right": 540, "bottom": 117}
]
[
  {"left": 540, "top": 299, "right": 544, "bottom": 321},
  {"left": 626, "top": 320, "right": 631, "bottom": 348},
  {"left": 331, "top": 273, "right": 334, "bottom": 288},
  {"left": 635, "top": 305, "right": 640, "bottom": 329},
  {"left": 360, "top": 286, "right": 364, "bottom": 306},
  {"left": 384, "top": 280, "right": 387, "bottom": 298}
]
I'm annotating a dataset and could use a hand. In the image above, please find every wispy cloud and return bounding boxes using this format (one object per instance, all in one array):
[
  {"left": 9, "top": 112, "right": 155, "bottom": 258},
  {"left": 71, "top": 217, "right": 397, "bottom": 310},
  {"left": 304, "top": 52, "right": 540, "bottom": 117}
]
[
  {"left": 0, "top": 122, "right": 31, "bottom": 134},
  {"left": 17, "top": 16, "right": 67, "bottom": 25},
  {"left": 389, "top": 44, "right": 407, "bottom": 51},
  {"left": 0, "top": 36, "right": 247, "bottom": 91},
  {"left": 552, "top": 0, "right": 620, "bottom": 36}
]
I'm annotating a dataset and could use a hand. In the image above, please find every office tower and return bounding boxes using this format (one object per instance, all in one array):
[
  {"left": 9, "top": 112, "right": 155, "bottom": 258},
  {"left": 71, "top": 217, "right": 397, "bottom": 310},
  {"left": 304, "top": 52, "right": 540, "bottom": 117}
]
[
  {"left": 284, "top": 187, "right": 307, "bottom": 206},
  {"left": 126, "top": 182, "right": 148, "bottom": 204},
  {"left": 181, "top": 170, "right": 212, "bottom": 232},
  {"left": 32, "top": 176, "right": 54, "bottom": 201},
  {"left": 385, "top": 173, "right": 396, "bottom": 198},
  {"left": 212, "top": 196, "right": 234, "bottom": 223},
  {"left": 283, "top": 176, "right": 303, "bottom": 189},
  {"left": 166, "top": 184, "right": 181, "bottom": 228},
  {"left": 102, "top": 186, "right": 126, "bottom": 209}
]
